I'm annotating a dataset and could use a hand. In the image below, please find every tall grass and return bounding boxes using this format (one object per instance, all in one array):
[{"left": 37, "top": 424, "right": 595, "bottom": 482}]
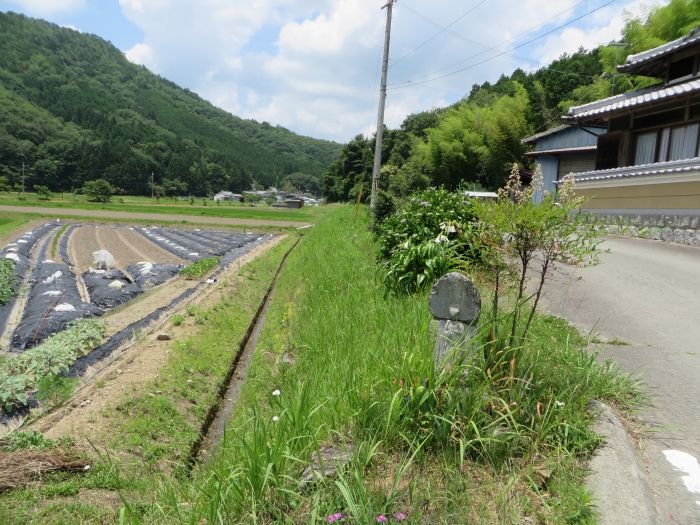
[{"left": 138, "top": 205, "right": 640, "bottom": 524}]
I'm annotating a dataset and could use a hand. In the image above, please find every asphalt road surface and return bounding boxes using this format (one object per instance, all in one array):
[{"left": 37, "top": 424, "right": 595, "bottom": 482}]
[{"left": 539, "top": 237, "right": 700, "bottom": 524}]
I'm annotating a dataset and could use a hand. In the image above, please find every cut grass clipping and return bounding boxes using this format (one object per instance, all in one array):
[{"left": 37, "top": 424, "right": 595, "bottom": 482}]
[
  {"left": 0, "top": 319, "right": 106, "bottom": 412},
  {"left": 0, "top": 259, "right": 15, "bottom": 306},
  {"left": 180, "top": 257, "right": 220, "bottom": 279}
]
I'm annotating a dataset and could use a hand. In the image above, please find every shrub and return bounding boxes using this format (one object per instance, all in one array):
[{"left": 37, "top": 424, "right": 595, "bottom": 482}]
[
  {"left": 34, "top": 185, "right": 52, "bottom": 200},
  {"left": 375, "top": 188, "right": 478, "bottom": 294},
  {"left": 81, "top": 179, "right": 115, "bottom": 203},
  {"left": 370, "top": 190, "right": 395, "bottom": 231}
]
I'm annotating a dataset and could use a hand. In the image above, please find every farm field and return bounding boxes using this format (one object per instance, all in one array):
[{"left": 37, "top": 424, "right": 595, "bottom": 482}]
[
  {"left": 0, "top": 219, "right": 280, "bottom": 437},
  {"left": 0, "top": 192, "right": 317, "bottom": 223}
]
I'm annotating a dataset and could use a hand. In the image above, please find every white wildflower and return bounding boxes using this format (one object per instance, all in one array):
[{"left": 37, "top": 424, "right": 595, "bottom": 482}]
[
  {"left": 434, "top": 234, "right": 448, "bottom": 244},
  {"left": 272, "top": 389, "right": 281, "bottom": 397},
  {"left": 555, "top": 401, "right": 565, "bottom": 408},
  {"left": 272, "top": 415, "right": 280, "bottom": 423}
]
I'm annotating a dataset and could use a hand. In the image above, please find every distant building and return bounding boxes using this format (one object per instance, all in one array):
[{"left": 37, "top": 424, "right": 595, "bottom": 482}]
[
  {"left": 522, "top": 124, "right": 605, "bottom": 201},
  {"left": 213, "top": 191, "right": 243, "bottom": 202}
]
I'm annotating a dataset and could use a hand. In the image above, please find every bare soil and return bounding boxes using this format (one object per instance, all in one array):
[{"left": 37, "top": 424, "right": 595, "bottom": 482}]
[
  {"left": 32, "top": 235, "right": 286, "bottom": 446},
  {"left": 68, "top": 224, "right": 185, "bottom": 276}
]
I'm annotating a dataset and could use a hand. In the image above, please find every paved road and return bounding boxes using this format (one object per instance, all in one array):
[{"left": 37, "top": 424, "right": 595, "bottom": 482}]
[
  {"left": 539, "top": 237, "right": 700, "bottom": 524},
  {"left": 0, "top": 205, "right": 310, "bottom": 229}
]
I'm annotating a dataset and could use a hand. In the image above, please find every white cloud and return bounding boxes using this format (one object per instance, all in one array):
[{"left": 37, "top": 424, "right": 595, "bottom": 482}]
[
  {"left": 117, "top": 0, "right": 656, "bottom": 142},
  {"left": 125, "top": 43, "right": 156, "bottom": 69},
  {"left": 7, "top": 0, "right": 85, "bottom": 15},
  {"left": 534, "top": 0, "right": 661, "bottom": 66}
]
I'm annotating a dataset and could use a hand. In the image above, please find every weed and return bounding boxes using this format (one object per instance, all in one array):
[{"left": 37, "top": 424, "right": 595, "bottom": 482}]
[
  {"left": 36, "top": 374, "right": 79, "bottom": 408},
  {"left": 49, "top": 223, "right": 69, "bottom": 260},
  {"left": 171, "top": 314, "right": 185, "bottom": 327},
  {"left": 0, "top": 431, "right": 55, "bottom": 451}
]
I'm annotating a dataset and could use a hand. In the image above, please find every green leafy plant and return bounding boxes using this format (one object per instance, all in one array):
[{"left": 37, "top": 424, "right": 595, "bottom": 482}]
[
  {"left": 375, "top": 188, "right": 480, "bottom": 294},
  {"left": 0, "top": 319, "right": 106, "bottom": 412},
  {"left": 180, "top": 257, "right": 220, "bottom": 279},
  {"left": 0, "top": 259, "right": 16, "bottom": 306},
  {"left": 0, "top": 430, "right": 55, "bottom": 451}
]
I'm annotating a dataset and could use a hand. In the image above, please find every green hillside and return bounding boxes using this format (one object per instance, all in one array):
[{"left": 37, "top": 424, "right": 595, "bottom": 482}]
[{"left": 0, "top": 12, "right": 341, "bottom": 196}]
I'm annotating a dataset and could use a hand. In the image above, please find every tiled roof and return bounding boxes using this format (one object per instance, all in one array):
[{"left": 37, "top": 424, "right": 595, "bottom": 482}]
[
  {"left": 565, "top": 79, "right": 700, "bottom": 121},
  {"left": 555, "top": 157, "right": 700, "bottom": 184},
  {"left": 521, "top": 124, "right": 570, "bottom": 144},
  {"left": 619, "top": 27, "right": 700, "bottom": 73}
]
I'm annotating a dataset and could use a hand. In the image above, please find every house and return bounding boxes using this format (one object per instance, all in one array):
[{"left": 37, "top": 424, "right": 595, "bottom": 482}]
[
  {"left": 213, "top": 191, "right": 243, "bottom": 202},
  {"left": 522, "top": 124, "right": 606, "bottom": 201},
  {"left": 561, "top": 26, "right": 700, "bottom": 244}
]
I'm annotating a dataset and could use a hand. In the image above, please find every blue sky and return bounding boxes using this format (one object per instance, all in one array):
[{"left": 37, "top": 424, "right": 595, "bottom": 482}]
[{"left": 0, "top": 0, "right": 662, "bottom": 142}]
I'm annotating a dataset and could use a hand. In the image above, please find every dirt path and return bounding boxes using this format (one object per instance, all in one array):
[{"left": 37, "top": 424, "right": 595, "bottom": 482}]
[
  {"left": 32, "top": 236, "right": 287, "bottom": 445},
  {"left": 0, "top": 205, "right": 310, "bottom": 228}
]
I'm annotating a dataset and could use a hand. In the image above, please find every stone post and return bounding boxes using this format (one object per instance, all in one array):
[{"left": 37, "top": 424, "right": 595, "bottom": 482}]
[{"left": 429, "top": 272, "right": 481, "bottom": 369}]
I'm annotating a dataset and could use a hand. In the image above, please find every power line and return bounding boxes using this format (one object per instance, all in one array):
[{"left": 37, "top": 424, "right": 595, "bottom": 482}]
[
  {"left": 398, "top": 1, "right": 601, "bottom": 81},
  {"left": 389, "top": 0, "right": 489, "bottom": 68},
  {"left": 391, "top": 0, "right": 618, "bottom": 90},
  {"left": 396, "top": 0, "right": 594, "bottom": 80}
]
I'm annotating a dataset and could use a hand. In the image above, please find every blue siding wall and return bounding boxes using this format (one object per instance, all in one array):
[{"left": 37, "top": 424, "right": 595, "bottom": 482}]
[
  {"left": 533, "top": 156, "right": 559, "bottom": 202},
  {"left": 534, "top": 126, "right": 604, "bottom": 152}
]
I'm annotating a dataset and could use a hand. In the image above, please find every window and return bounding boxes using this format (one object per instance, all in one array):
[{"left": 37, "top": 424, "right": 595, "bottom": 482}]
[
  {"left": 669, "top": 123, "right": 699, "bottom": 160},
  {"left": 634, "top": 131, "right": 657, "bottom": 165}
]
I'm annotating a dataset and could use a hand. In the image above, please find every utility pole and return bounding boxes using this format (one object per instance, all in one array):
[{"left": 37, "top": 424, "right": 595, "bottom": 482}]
[
  {"left": 21, "top": 161, "right": 25, "bottom": 196},
  {"left": 370, "top": 0, "right": 396, "bottom": 210},
  {"left": 151, "top": 171, "right": 154, "bottom": 199}
]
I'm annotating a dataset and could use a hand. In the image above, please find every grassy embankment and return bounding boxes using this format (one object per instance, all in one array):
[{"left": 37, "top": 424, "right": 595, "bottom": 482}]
[
  {"left": 0, "top": 206, "right": 640, "bottom": 524},
  {"left": 128, "top": 205, "right": 639, "bottom": 524},
  {"left": 0, "top": 234, "right": 298, "bottom": 524},
  {"left": 0, "top": 192, "right": 317, "bottom": 223}
]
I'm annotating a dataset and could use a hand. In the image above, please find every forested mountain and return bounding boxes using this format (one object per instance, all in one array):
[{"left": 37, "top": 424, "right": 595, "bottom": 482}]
[
  {"left": 0, "top": 12, "right": 341, "bottom": 196},
  {"left": 325, "top": 0, "right": 700, "bottom": 201}
]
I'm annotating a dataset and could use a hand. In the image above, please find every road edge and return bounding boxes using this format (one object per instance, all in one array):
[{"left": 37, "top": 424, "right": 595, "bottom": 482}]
[{"left": 587, "top": 400, "right": 657, "bottom": 525}]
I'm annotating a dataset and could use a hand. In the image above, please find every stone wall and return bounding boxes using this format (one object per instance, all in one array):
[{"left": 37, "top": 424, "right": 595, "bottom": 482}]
[{"left": 585, "top": 212, "right": 700, "bottom": 246}]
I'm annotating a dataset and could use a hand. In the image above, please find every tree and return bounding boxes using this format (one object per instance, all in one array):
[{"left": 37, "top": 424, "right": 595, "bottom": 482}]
[
  {"left": 281, "top": 172, "right": 321, "bottom": 195},
  {"left": 34, "top": 185, "right": 52, "bottom": 200},
  {"left": 413, "top": 83, "right": 530, "bottom": 189},
  {"left": 81, "top": 179, "right": 115, "bottom": 203}
]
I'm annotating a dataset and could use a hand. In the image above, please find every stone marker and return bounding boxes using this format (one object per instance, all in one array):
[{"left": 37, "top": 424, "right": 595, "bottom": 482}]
[{"left": 429, "top": 272, "right": 481, "bottom": 369}]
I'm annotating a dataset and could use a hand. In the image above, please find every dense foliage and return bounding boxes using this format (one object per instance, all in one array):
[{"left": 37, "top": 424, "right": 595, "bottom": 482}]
[
  {"left": 375, "top": 188, "right": 478, "bottom": 294},
  {"left": 0, "top": 12, "right": 341, "bottom": 196},
  {"left": 325, "top": 0, "right": 700, "bottom": 200},
  {"left": 0, "top": 319, "right": 106, "bottom": 412},
  {"left": 0, "top": 259, "right": 15, "bottom": 306},
  {"left": 180, "top": 257, "right": 220, "bottom": 278}
]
